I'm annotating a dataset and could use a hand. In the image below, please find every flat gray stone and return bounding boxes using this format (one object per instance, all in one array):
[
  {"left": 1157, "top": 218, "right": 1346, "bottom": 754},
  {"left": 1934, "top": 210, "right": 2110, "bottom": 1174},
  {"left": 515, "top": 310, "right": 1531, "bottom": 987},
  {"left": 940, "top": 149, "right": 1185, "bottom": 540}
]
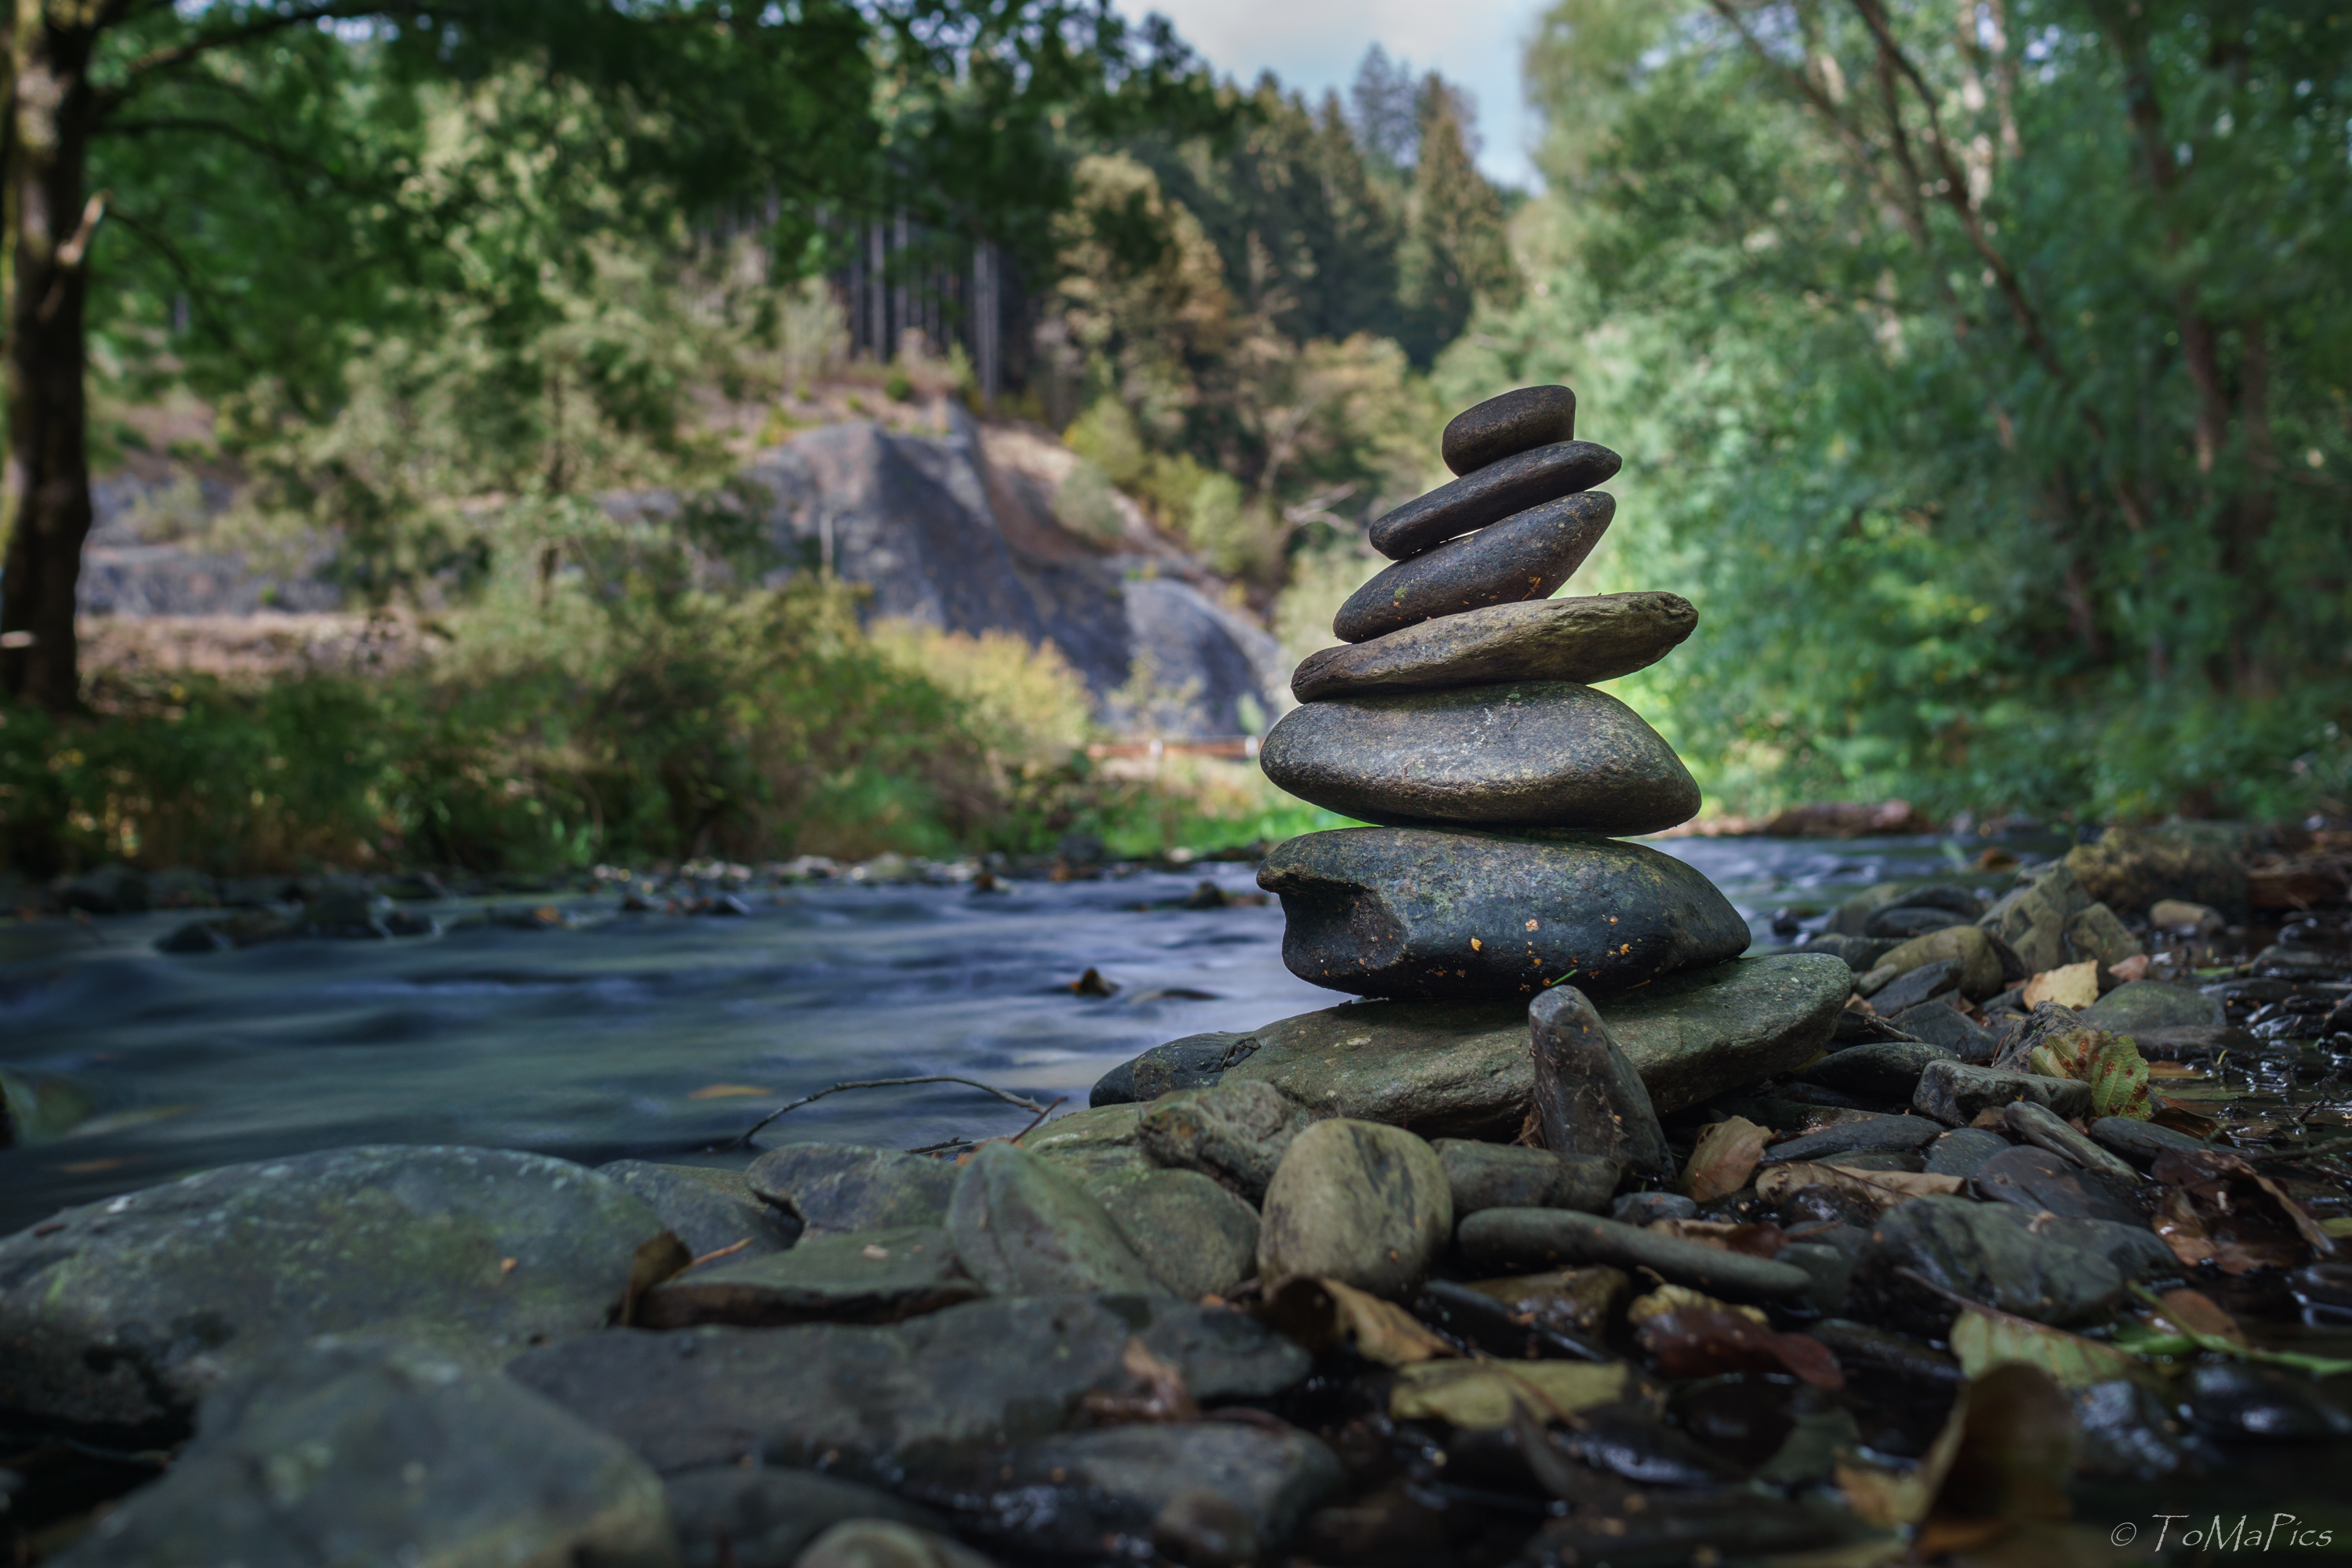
[
  {"left": 1973, "top": 1145, "right": 2143, "bottom": 1225},
  {"left": 1853, "top": 1195, "right": 2125, "bottom": 1330},
  {"left": 1338, "top": 492, "right": 1614, "bottom": 641},
  {"left": 1530, "top": 985, "right": 1671, "bottom": 1178},
  {"left": 948, "top": 1142, "right": 1160, "bottom": 1297},
  {"left": 746, "top": 1144, "right": 958, "bottom": 1236},
  {"left": 1439, "top": 387, "right": 1581, "bottom": 478},
  {"left": 506, "top": 1295, "right": 1311, "bottom": 1472},
  {"left": 1258, "top": 1120, "right": 1451, "bottom": 1296},
  {"left": 1758, "top": 1114, "right": 1944, "bottom": 1165},
  {"left": 1806, "top": 934, "right": 1900, "bottom": 974},
  {"left": 1924, "top": 1128, "right": 2012, "bottom": 1178},
  {"left": 1797, "top": 1041, "right": 1957, "bottom": 1104},
  {"left": 1864, "top": 959, "right": 1960, "bottom": 1014},
  {"left": 641, "top": 1226, "right": 982, "bottom": 1329},
  {"left": 1257, "top": 828, "right": 1748, "bottom": 1001},
  {"left": 1370, "top": 438, "right": 1614, "bottom": 558},
  {"left": 1914, "top": 1060, "right": 2093, "bottom": 1125},
  {"left": 1260, "top": 683, "right": 1697, "bottom": 833},
  {"left": 1084, "top": 1168, "right": 1261, "bottom": 1300},
  {"left": 1889, "top": 1003, "right": 1999, "bottom": 1063},
  {"left": 1022, "top": 1105, "right": 1151, "bottom": 1184},
  {"left": 1138, "top": 1080, "right": 1304, "bottom": 1202},
  {"left": 2082, "top": 980, "right": 2227, "bottom": 1032},
  {"left": 2001, "top": 1101, "right": 2138, "bottom": 1181},
  {"left": 1290, "top": 593, "right": 1695, "bottom": 703},
  {"left": 2065, "top": 902, "right": 2147, "bottom": 967},
  {"left": 1222, "top": 954, "right": 1851, "bottom": 1136},
  {"left": 50, "top": 1341, "right": 672, "bottom": 1568},
  {"left": 1432, "top": 1139, "right": 1616, "bottom": 1217},
  {"left": 0, "top": 1145, "right": 662, "bottom": 1436},
  {"left": 667, "top": 1465, "right": 946, "bottom": 1568},
  {"left": 1456, "top": 1210, "right": 1813, "bottom": 1301},
  {"left": 597, "top": 1160, "right": 800, "bottom": 1258},
  {"left": 2089, "top": 1116, "right": 2209, "bottom": 1168}
]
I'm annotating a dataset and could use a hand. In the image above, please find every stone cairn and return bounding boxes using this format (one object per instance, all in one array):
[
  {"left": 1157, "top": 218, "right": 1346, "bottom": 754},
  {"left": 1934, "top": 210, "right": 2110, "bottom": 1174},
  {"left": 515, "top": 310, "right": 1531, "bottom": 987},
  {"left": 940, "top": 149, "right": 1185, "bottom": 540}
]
[{"left": 1256, "top": 385, "right": 1753, "bottom": 1002}]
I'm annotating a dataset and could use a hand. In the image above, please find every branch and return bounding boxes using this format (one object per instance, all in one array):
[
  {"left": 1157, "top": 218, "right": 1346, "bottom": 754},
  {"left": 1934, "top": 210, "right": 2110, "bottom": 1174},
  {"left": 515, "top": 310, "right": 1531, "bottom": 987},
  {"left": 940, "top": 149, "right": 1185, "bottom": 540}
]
[
  {"left": 98, "top": 114, "right": 387, "bottom": 198},
  {"left": 97, "top": 2, "right": 403, "bottom": 112},
  {"left": 731, "top": 1074, "right": 1049, "bottom": 1148}
]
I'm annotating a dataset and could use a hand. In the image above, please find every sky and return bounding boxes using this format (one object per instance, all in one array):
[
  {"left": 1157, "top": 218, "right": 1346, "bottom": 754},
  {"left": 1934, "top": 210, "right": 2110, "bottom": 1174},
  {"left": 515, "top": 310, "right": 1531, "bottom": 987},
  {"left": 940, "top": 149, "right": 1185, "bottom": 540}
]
[{"left": 1123, "top": 0, "right": 1553, "bottom": 191}]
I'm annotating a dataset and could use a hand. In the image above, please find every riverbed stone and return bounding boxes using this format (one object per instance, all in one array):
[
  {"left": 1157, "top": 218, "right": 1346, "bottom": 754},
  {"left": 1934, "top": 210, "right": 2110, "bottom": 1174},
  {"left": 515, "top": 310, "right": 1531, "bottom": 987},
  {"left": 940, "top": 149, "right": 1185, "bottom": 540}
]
[
  {"left": 1853, "top": 1194, "right": 2125, "bottom": 1330},
  {"left": 2063, "top": 822, "right": 2253, "bottom": 918},
  {"left": 1864, "top": 958, "right": 1960, "bottom": 1015},
  {"left": 1258, "top": 1120, "right": 1451, "bottom": 1296},
  {"left": 947, "top": 1142, "right": 1160, "bottom": 1298},
  {"left": 1338, "top": 492, "right": 1616, "bottom": 641},
  {"left": 0, "top": 1145, "right": 662, "bottom": 1437},
  {"left": 506, "top": 1294, "right": 1310, "bottom": 1472},
  {"left": 640, "top": 1226, "right": 982, "bottom": 1330},
  {"left": 50, "top": 1339, "right": 673, "bottom": 1568},
  {"left": 1370, "top": 437, "right": 1616, "bottom": 558},
  {"left": 2065, "top": 902, "right": 2147, "bottom": 967},
  {"left": 1972, "top": 1145, "right": 2143, "bottom": 1225},
  {"left": 1439, "top": 386, "right": 1581, "bottom": 478},
  {"left": 1084, "top": 1167, "right": 1261, "bottom": 1300},
  {"left": 1888, "top": 1004, "right": 1999, "bottom": 1062},
  {"left": 2088, "top": 1116, "right": 2209, "bottom": 1168},
  {"left": 1023, "top": 1104, "right": 1151, "bottom": 1184},
  {"left": 1091, "top": 1030, "right": 1260, "bottom": 1107},
  {"left": 1455, "top": 1210, "right": 1813, "bottom": 1302},
  {"left": 746, "top": 1144, "right": 959, "bottom": 1235},
  {"left": 1756, "top": 1114, "right": 1944, "bottom": 1165},
  {"left": 796, "top": 1521, "right": 996, "bottom": 1568},
  {"left": 1980, "top": 862, "right": 2092, "bottom": 975},
  {"left": 667, "top": 1466, "right": 946, "bottom": 1568},
  {"left": 1877, "top": 926, "right": 2004, "bottom": 1000},
  {"left": 1290, "top": 593, "right": 1697, "bottom": 703},
  {"left": 1256, "top": 828, "right": 1749, "bottom": 1001},
  {"left": 1924, "top": 1128, "right": 2012, "bottom": 1178},
  {"left": 598, "top": 1160, "right": 801, "bottom": 1258},
  {"left": 1797, "top": 1041, "right": 1958, "bottom": 1104},
  {"left": 1530, "top": 985, "right": 1672, "bottom": 1179},
  {"left": 1433, "top": 1138, "right": 1617, "bottom": 1217},
  {"left": 2000, "top": 1101, "right": 2138, "bottom": 1181},
  {"left": 1914, "top": 1059, "right": 2093, "bottom": 1125},
  {"left": 2082, "top": 979, "right": 2227, "bottom": 1032},
  {"left": 1138, "top": 1079, "right": 1305, "bottom": 1202},
  {"left": 1261, "top": 683, "right": 1697, "bottom": 833}
]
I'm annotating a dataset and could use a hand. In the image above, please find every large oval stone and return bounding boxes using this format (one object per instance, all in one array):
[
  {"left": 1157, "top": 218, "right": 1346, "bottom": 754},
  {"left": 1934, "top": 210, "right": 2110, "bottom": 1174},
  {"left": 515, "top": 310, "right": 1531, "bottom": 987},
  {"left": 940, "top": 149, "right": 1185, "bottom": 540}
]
[
  {"left": 1340, "top": 494, "right": 1613, "bottom": 641},
  {"left": 1255, "top": 827, "right": 1750, "bottom": 1000},
  {"left": 1441, "top": 386, "right": 1578, "bottom": 477},
  {"left": 1257, "top": 1120, "right": 1451, "bottom": 1296},
  {"left": 1369, "top": 442, "right": 1618, "bottom": 561},
  {"left": 1293, "top": 591, "right": 1695, "bottom": 702},
  {"left": 1258, "top": 684, "right": 1698, "bottom": 833}
]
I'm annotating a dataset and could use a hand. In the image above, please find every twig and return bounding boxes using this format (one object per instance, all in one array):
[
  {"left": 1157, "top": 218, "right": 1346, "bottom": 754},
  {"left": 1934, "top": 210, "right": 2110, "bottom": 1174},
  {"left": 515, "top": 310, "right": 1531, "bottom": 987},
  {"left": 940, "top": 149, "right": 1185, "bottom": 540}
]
[
  {"left": 733, "top": 1075, "right": 1047, "bottom": 1149},
  {"left": 1010, "top": 1096, "right": 1068, "bottom": 1143}
]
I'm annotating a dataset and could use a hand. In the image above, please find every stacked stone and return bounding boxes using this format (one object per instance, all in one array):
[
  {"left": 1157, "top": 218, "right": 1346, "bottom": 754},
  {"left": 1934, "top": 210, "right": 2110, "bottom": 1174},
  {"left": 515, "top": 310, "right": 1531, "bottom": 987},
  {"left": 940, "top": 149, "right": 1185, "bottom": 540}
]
[{"left": 1256, "top": 386, "right": 1752, "bottom": 1001}]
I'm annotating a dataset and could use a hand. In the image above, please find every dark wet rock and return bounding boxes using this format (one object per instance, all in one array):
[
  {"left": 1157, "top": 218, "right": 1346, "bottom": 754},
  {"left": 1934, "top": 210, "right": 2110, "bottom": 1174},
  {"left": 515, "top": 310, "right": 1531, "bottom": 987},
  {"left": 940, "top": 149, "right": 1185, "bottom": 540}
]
[
  {"left": 1370, "top": 438, "right": 1613, "bottom": 559},
  {"left": 2252, "top": 945, "right": 2352, "bottom": 981},
  {"left": 1613, "top": 1192, "right": 1697, "bottom": 1225},
  {"left": 1337, "top": 492, "right": 1615, "bottom": 641},
  {"left": 53, "top": 865, "right": 150, "bottom": 916},
  {"left": 1091, "top": 1031, "right": 1260, "bottom": 1107},
  {"left": 0, "top": 1145, "right": 661, "bottom": 1436},
  {"left": 948, "top": 1142, "right": 1160, "bottom": 1297},
  {"left": 1138, "top": 1079, "right": 1305, "bottom": 1202},
  {"left": 2089, "top": 1116, "right": 2209, "bottom": 1168},
  {"left": 747, "top": 1144, "right": 960, "bottom": 1236},
  {"left": 1863, "top": 959, "right": 1960, "bottom": 1015},
  {"left": 1521, "top": 1486, "right": 1846, "bottom": 1561},
  {"left": 2064, "top": 902, "right": 2147, "bottom": 967},
  {"left": 1258, "top": 682, "right": 1697, "bottom": 833},
  {"left": 0, "top": 1069, "right": 92, "bottom": 1145},
  {"left": 154, "top": 907, "right": 296, "bottom": 953},
  {"left": 1877, "top": 925, "right": 2003, "bottom": 999},
  {"left": 1777, "top": 1182, "right": 1876, "bottom": 1231},
  {"left": 1864, "top": 906, "right": 1965, "bottom": 940},
  {"left": 1258, "top": 1120, "right": 1451, "bottom": 1296},
  {"left": 1084, "top": 1167, "right": 1261, "bottom": 1300},
  {"left": 1808, "top": 933, "right": 1900, "bottom": 974},
  {"left": 1433, "top": 1138, "right": 1617, "bottom": 1218},
  {"left": 1999, "top": 1101, "right": 2137, "bottom": 1181},
  {"left": 2074, "top": 1377, "right": 2208, "bottom": 1480},
  {"left": 47, "top": 1341, "right": 673, "bottom": 1568},
  {"left": 1290, "top": 592, "right": 1695, "bottom": 703},
  {"left": 1853, "top": 1195, "right": 2125, "bottom": 1329},
  {"left": 2082, "top": 978, "right": 2227, "bottom": 1032},
  {"left": 296, "top": 884, "right": 392, "bottom": 938},
  {"left": 1980, "top": 862, "right": 2092, "bottom": 975},
  {"left": 1088, "top": 1058, "right": 1141, "bottom": 1108},
  {"left": 1778, "top": 1240, "right": 1856, "bottom": 1310},
  {"left": 1530, "top": 985, "right": 1672, "bottom": 1180},
  {"left": 667, "top": 1465, "right": 946, "bottom": 1568},
  {"left": 1831, "top": 1150, "right": 1927, "bottom": 1173},
  {"left": 1913, "top": 1059, "right": 2092, "bottom": 1125},
  {"left": 597, "top": 1160, "right": 801, "bottom": 1258},
  {"left": 1438, "top": 386, "right": 1581, "bottom": 478},
  {"left": 2064, "top": 822, "right": 2253, "bottom": 918},
  {"left": 1457, "top": 1210, "right": 1812, "bottom": 1301},
  {"left": 1022, "top": 1105, "right": 1150, "bottom": 1185},
  {"left": 2044, "top": 1218, "right": 2176, "bottom": 1283},
  {"left": 1972, "top": 1145, "right": 2143, "bottom": 1225},
  {"left": 1888, "top": 1003, "right": 1998, "bottom": 1063},
  {"left": 1826, "top": 1009, "right": 1920, "bottom": 1050},
  {"left": 1923, "top": 1128, "right": 2011, "bottom": 1179},
  {"left": 1797, "top": 1041, "right": 1957, "bottom": 1103},
  {"left": 1806, "top": 1319, "right": 1962, "bottom": 1388},
  {"left": 2182, "top": 1362, "right": 2352, "bottom": 1441},
  {"left": 1223, "top": 955, "right": 1850, "bottom": 1138},
  {"left": 641, "top": 1226, "right": 980, "bottom": 1329},
  {"left": 509, "top": 1294, "right": 1308, "bottom": 1473},
  {"left": 1255, "top": 826, "right": 1747, "bottom": 1000},
  {"left": 796, "top": 1519, "right": 998, "bottom": 1567},
  {"left": 1757, "top": 1114, "right": 1944, "bottom": 1166}
]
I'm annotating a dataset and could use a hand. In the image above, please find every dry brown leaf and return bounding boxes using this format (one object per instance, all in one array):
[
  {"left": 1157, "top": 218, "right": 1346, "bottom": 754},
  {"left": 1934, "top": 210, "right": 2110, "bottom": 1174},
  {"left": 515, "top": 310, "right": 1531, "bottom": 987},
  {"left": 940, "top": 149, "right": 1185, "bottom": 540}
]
[
  {"left": 2149, "top": 1287, "right": 2245, "bottom": 1345},
  {"left": 1628, "top": 1283, "right": 1767, "bottom": 1325},
  {"left": 1646, "top": 1218, "right": 1787, "bottom": 1257},
  {"left": 2022, "top": 962, "right": 2099, "bottom": 1009},
  {"left": 1081, "top": 1335, "right": 1200, "bottom": 1425},
  {"left": 1682, "top": 1116, "right": 1769, "bottom": 1202},
  {"left": 1258, "top": 1275, "right": 1457, "bottom": 1367},
  {"left": 1635, "top": 1308, "right": 1845, "bottom": 1389},
  {"left": 1753, "top": 1163, "right": 1965, "bottom": 1212}
]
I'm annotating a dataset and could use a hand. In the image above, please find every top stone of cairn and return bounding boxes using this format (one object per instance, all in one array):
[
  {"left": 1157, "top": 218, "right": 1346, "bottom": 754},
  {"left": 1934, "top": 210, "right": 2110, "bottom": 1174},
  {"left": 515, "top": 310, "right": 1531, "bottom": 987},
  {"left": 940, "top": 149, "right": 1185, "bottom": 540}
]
[{"left": 1443, "top": 385, "right": 1577, "bottom": 477}]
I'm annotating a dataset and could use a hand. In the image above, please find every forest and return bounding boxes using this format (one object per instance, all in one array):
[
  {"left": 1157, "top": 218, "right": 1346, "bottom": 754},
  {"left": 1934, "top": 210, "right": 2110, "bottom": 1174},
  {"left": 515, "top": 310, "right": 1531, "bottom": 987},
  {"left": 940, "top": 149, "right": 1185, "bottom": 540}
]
[{"left": 0, "top": 0, "right": 2345, "bottom": 877}]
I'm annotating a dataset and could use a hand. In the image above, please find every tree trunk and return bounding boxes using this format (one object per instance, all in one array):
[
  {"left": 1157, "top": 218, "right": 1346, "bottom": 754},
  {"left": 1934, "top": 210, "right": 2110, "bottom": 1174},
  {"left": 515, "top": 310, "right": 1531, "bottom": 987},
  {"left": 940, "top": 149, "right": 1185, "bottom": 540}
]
[{"left": 0, "top": 17, "right": 99, "bottom": 713}]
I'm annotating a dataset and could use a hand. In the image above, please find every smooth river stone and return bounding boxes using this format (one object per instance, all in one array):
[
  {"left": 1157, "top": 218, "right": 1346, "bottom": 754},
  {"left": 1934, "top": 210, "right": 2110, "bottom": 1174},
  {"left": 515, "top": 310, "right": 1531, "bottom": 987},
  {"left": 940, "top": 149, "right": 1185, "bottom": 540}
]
[
  {"left": 1291, "top": 592, "right": 1697, "bottom": 703},
  {"left": 1441, "top": 385, "right": 1578, "bottom": 477},
  {"left": 1259, "top": 685, "right": 1697, "bottom": 834},
  {"left": 1338, "top": 492, "right": 1614, "bottom": 641},
  {"left": 1257, "top": 828, "right": 1746, "bottom": 1000},
  {"left": 1369, "top": 441, "right": 1618, "bottom": 561}
]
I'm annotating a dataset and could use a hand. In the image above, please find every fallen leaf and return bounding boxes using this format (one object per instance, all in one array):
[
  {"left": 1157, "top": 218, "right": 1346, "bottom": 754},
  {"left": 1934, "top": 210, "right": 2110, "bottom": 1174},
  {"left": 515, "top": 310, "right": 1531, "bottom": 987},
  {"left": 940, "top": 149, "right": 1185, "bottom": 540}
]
[
  {"left": 2021, "top": 962, "right": 2099, "bottom": 1010},
  {"left": 1682, "top": 1116, "right": 1769, "bottom": 1202},
  {"left": 2151, "top": 1147, "right": 2336, "bottom": 1272},
  {"left": 1947, "top": 1305, "right": 2143, "bottom": 1388},
  {"left": 1259, "top": 1276, "right": 1457, "bottom": 1367},
  {"left": 1645, "top": 1218, "right": 1788, "bottom": 1258},
  {"left": 1628, "top": 1283, "right": 1766, "bottom": 1325},
  {"left": 687, "top": 1083, "right": 772, "bottom": 1100},
  {"left": 2146, "top": 1062, "right": 2205, "bottom": 1079},
  {"left": 2024, "top": 1025, "right": 2152, "bottom": 1120},
  {"left": 1082, "top": 1335, "right": 1200, "bottom": 1425},
  {"left": 2151, "top": 1101, "right": 2220, "bottom": 1138},
  {"left": 1753, "top": 1163, "right": 1965, "bottom": 1212},
  {"left": 1388, "top": 1359, "right": 1627, "bottom": 1428},
  {"left": 1635, "top": 1308, "right": 1844, "bottom": 1389},
  {"left": 2147, "top": 1286, "right": 2245, "bottom": 1345},
  {"left": 2322, "top": 1217, "right": 2352, "bottom": 1239},
  {"left": 2107, "top": 954, "right": 2151, "bottom": 983}
]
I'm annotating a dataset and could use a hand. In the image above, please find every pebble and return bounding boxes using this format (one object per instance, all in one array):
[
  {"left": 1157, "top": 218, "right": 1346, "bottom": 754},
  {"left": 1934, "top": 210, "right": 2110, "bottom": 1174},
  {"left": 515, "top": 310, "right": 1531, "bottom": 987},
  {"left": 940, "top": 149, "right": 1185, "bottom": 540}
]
[
  {"left": 1138, "top": 1079, "right": 1305, "bottom": 1202},
  {"left": 1256, "top": 826, "right": 1749, "bottom": 1001},
  {"left": 1432, "top": 1138, "right": 1617, "bottom": 1216},
  {"left": 1863, "top": 958, "right": 1960, "bottom": 1014},
  {"left": 2088, "top": 1115, "right": 2209, "bottom": 1168},
  {"left": 796, "top": 1520, "right": 996, "bottom": 1568},
  {"left": 746, "top": 1143, "right": 959, "bottom": 1234},
  {"left": 1085, "top": 1167, "right": 1261, "bottom": 1300},
  {"left": 1439, "top": 385, "right": 1579, "bottom": 476},
  {"left": 1796, "top": 1041, "right": 1957, "bottom": 1103},
  {"left": 1290, "top": 592, "right": 1696, "bottom": 702},
  {"left": 1853, "top": 1194, "right": 2125, "bottom": 1329},
  {"left": 1913, "top": 1059, "right": 2092, "bottom": 1125},
  {"left": 1886, "top": 1003, "right": 1999, "bottom": 1063},
  {"left": 1455, "top": 1209, "right": 1814, "bottom": 1301},
  {"left": 1923, "top": 1127, "right": 2011, "bottom": 1178},
  {"left": 1613, "top": 1192, "right": 1697, "bottom": 1225},
  {"left": 1807, "top": 933, "right": 1900, "bottom": 974},
  {"left": 946, "top": 1142, "right": 1160, "bottom": 1297},
  {"left": 1369, "top": 439, "right": 1616, "bottom": 558},
  {"left": 1778, "top": 1240, "right": 1856, "bottom": 1311},
  {"left": 1335, "top": 492, "right": 1615, "bottom": 641},
  {"left": 1530, "top": 985, "right": 1673, "bottom": 1180},
  {"left": 1756, "top": 1114, "right": 1944, "bottom": 1165},
  {"left": 640, "top": 1225, "right": 981, "bottom": 1330},
  {"left": 1257, "top": 1120, "right": 1453, "bottom": 1296},
  {"left": 1258, "top": 681, "right": 1699, "bottom": 833},
  {"left": 1804, "top": 1319, "right": 1962, "bottom": 1387},
  {"left": 1875, "top": 925, "right": 2004, "bottom": 999},
  {"left": 2000, "top": 1100, "right": 2139, "bottom": 1180},
  {"left": 1971, "top": 1145, "right": 2144, "bottom": 1226},
  {"left": 666, "top": 1465, "right": 948, "bottom": 1568}
]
